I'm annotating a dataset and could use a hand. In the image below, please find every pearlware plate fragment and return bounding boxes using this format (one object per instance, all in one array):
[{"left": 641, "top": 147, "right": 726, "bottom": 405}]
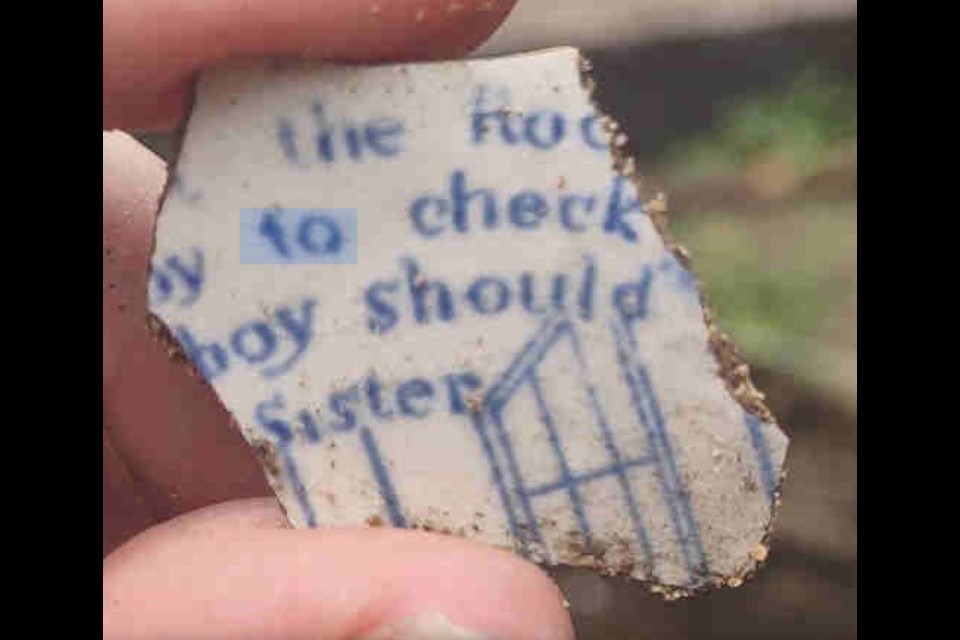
[{"left": 149, "top": 47, "right": 788, "bottom": 593}]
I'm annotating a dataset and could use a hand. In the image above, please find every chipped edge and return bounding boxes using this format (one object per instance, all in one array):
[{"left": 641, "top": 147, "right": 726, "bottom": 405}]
[
  {"left": 576, "top": 48, "right": 787, "bottom": 598},
  {"left": 143, "top": 75, "right": 289, "bottom": 509},
  {"left": 577, "top": 50, "right": 777, "bottom": 425}
]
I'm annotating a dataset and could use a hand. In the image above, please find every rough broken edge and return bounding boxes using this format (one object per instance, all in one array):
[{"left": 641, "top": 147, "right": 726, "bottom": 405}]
[
  {"left": 142, "top": 48, "right": 788, "bottom": 600},
  {"left": 577, "top": 50, "right": 787, "bottom": 599},
  {"left": 142, "top": 80, "right": 295, "bottom": 526}
]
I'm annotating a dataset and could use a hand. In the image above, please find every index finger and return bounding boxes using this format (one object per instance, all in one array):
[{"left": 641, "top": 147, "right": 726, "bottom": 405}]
[{"left": 103, "top": 0, "right": 517, "bottom": 131}]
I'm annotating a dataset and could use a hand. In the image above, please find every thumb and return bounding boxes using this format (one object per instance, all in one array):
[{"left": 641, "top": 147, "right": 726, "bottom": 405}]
[{"left": 103, "top": 498, "right": 575, "bottom": 640}]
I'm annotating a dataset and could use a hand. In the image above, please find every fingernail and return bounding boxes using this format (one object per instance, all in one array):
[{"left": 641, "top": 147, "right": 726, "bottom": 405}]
[{"left": 359, "top": 611, "right": 493, "bottom": 640}]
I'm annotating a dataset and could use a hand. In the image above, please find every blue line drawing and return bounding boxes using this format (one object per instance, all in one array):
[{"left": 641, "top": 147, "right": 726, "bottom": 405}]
[
  {"left": 276, "top": 426, "right": 407, "bottom": 529},
  {"left": 280, "top": 445, "right": 318, "bottom": 528},
  {"left": 525, "top": 457, "right": 654, "bottom": 497},
  {"left": 270, "top": 267, "right": 725, "bottom": 584},
  {"left": 744, "top": 413, "right": 778, "bottom": 503},
  {"left": 481, "top": 312, "right": 568, "bottom": 553},
  {"left": 565, "top": 321, "right": 655, "bottom": 568},
  {"left": 468, "top": 409, "right": 527, "bottom": 544},
  {"left": 611, "top": 315, "right": 707, "bottom": 582},
  {"left": 529, "top": 371, "right": 594, "bottom": 545},
  {"left": 477, "top": 310, "right": 706, "bottom": 582},
  {"left": 360, "top": 427, "right": 408, "bottom": 527}
]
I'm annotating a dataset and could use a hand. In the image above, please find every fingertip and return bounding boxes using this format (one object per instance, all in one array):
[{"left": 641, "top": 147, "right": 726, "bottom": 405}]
[
  {"left": 104, "top": 498, "right": 575, "bottom": 640},
  {"left": 352, "top": 528, "right": 575, "bottom": 640},
  {"left": 103, "top": 133, "right": 272, "bottom": 535},
  {"left": 357, "top": 0, "right": 519, "bottom": 62},
  {"left": 103, "top": 129, "right": 166, "bottom": 384},
  {"left": 104, "top": 0, "right": 518, "bottom": 131}
]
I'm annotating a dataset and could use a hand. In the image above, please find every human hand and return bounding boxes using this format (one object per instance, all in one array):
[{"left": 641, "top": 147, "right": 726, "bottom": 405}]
[{"left": 103, "top": 2, "right": 575, "bottom": 638}]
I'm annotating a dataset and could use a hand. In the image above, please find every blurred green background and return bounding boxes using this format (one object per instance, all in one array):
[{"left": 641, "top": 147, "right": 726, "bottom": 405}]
[
  {"left": 136, "top": 5, "right": 857, "bottom": 638},
  {"left": 658, "top": 68, "right": 857, "bottom": 411}
]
